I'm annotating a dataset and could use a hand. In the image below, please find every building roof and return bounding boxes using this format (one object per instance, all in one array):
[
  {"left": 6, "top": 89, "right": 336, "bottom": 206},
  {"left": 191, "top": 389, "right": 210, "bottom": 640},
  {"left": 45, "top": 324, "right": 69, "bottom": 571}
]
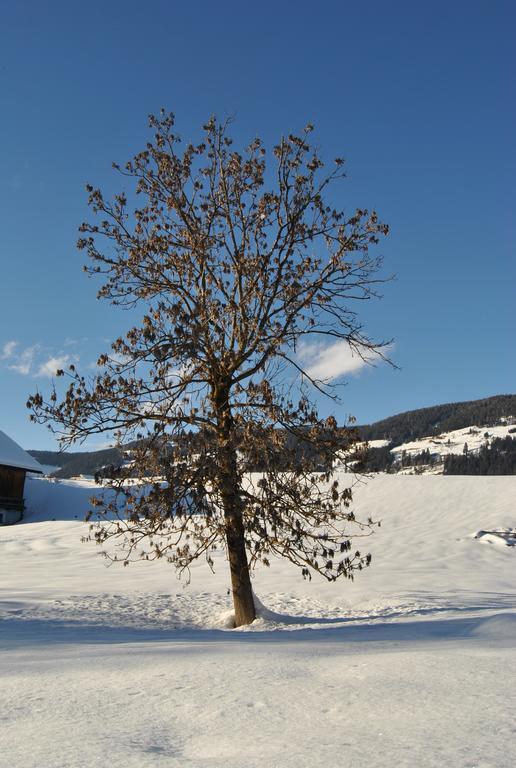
[{"left": 0, "top": 430, "right": 43, "bottom": 473}]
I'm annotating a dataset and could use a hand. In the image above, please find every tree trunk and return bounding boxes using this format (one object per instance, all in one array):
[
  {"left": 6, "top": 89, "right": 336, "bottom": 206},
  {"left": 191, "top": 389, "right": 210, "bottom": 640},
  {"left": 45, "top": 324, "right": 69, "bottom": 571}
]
[
  {"left": 213, "top": 382, "right": 256, "bottom": 627},
  {"left": 225, "top": 510, "right": 256, "bottom": 627}
]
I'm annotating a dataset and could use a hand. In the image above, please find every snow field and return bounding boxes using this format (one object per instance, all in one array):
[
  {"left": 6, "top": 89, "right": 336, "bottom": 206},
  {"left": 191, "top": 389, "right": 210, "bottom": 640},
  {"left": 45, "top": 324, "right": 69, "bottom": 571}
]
[
  {"left": 1, "top": 473, "right": 516, "bottom": 767},
  {"left": 2, "top": 633, "right": 515, "bottom": 768}
]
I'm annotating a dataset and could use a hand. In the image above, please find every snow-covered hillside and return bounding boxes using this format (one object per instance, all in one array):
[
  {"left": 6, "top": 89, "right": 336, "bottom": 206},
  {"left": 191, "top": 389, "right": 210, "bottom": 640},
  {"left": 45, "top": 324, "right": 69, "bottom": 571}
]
[
  {"left": 391, "top": 422, "right": 516, "bottom": 464},
  {"left": 350, "top": 421, "right": 516, "bottom": 475},
  {"left": 1, "top": 474, "right": 516, "bottom": 767}
]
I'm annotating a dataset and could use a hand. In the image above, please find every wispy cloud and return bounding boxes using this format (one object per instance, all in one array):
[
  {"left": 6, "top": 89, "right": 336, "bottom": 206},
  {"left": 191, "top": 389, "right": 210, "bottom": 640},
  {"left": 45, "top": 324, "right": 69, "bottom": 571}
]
[
  {"left": 298, "top": 339, "right": 387, "bottom": 381},
  {"left": 86, "top": 351, "right": 131, "bottom": 371},
  {"left": 1, "top": 341, "right": 79, "bottom": 378},
  {"left": 7, "top": 345, "right": 41, "bottom": 375},
  {"left": 64, "top": 336, "right": 89, "bottom": 347},
  {"left": 1, "top": 340, "right": 19, "bottom": 359},
  {"left": 35, "top": 355, "right": 77, "bottom": 378}
]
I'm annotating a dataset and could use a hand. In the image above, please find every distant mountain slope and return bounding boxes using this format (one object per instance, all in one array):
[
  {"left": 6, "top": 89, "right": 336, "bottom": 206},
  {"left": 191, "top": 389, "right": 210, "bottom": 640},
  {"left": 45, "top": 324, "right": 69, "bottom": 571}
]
[
  {"left": 358, "top": 394, "right": 516, "bottom": 446},
  {"left": 28, "top": 450, "right": 89, "bottom": 469},
  {"left": 28, "top": 394, "right": 516, "bottom": 477},
  {"left": 28, "top": 447, "right": 125, "bottom": 478}
]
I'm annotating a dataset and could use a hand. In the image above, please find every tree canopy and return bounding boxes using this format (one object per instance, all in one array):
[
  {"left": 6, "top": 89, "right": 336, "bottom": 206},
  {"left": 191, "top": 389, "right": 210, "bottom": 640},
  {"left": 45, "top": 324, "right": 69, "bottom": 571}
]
[{"left": 29, "top": 112, "right": 390, "bottom": 626}]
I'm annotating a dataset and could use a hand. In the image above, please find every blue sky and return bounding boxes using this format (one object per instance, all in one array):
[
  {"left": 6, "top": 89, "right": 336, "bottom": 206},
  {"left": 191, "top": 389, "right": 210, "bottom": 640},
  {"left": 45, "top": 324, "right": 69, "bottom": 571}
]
[{"left": 0, "top": 0, "right": 514, "bottom": 450}]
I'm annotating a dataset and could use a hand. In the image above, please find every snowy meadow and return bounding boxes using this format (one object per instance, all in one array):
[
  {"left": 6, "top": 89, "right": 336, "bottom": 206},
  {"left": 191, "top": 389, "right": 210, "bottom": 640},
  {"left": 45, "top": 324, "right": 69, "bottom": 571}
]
[{"left": 1, "top": 473, "right": 516, "bottom": 767}]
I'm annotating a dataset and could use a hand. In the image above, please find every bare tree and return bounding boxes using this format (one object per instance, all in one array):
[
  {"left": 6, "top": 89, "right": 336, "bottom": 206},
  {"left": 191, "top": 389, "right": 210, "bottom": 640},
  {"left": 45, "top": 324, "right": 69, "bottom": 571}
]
[{"left": 28, "top": 112, "right": 390, "bottom": 627}]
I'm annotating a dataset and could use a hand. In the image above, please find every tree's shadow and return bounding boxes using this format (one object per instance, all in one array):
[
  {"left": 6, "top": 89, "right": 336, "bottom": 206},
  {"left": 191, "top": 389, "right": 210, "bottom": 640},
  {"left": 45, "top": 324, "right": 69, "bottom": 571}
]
[{"left": 2, "top": 605, "right": 516, "bottom": 651}]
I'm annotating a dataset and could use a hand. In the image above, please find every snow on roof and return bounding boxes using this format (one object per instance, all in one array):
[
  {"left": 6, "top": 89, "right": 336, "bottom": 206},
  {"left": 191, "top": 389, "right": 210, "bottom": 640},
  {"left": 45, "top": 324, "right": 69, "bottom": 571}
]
[{"left": 0, "top": 430, "right": 43, "bottom": 473}]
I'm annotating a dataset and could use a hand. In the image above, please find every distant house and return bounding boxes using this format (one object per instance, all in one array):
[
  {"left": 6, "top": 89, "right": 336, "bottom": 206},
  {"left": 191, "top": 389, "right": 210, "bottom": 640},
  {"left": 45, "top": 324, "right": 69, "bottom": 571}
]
[{"left": 0, "top": 431, "right": 43, "bottom": 524}]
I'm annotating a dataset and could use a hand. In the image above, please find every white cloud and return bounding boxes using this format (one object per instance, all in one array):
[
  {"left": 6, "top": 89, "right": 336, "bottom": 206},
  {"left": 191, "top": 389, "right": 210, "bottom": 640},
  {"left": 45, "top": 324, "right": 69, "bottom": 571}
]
[
  {"left": 1, "top": 340, "right": 18, "bottom": 359},
  {"left": 35, "top": 355, "right": 76, "bottom": 378},
  {"left": 1, "top": 341, "right": 80, "bottom": 378},
  {"left": 86, "top": 351, "right": 131, "bottom": 371},
  {"left": 298, "top": 339, "right": 380, "bottom": 381},
  {"left": 7, "top": 345, "right": 40, "bottom": 375},
  {"left": 64, "top": 336, "right": 89, "bottom": 347}
]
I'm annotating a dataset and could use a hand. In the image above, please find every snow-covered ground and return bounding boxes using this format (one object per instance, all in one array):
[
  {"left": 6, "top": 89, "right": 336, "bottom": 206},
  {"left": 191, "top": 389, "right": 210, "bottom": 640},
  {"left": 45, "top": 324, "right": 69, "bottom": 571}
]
[{"left": 1, "top": 474, "right": 516, "bottom": 767}]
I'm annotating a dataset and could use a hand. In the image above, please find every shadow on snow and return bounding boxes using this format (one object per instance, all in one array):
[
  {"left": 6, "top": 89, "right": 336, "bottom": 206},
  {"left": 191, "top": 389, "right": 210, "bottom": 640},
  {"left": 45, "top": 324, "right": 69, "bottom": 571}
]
[{"left": 2, "top": 608, "right": 516, "bottom": 651}]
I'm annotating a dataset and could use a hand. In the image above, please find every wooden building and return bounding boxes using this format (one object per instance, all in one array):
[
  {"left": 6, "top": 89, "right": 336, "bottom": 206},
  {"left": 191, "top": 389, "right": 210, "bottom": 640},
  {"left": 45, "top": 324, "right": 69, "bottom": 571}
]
[{"left": 0, "top": 430, "right": 43, "bottom": 524}]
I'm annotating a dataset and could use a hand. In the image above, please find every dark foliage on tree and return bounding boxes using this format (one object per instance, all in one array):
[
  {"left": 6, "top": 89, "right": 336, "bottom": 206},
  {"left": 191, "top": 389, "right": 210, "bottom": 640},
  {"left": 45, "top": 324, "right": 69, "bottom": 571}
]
[
  {"left": 358, "top": 445, "right": 440, "bottom": 474},
  {"left": 443, "top": 436, "right": 516, "bottom": 475},
  {"left": 52, "top": 448, "right": 125, "bottom": 479},
  {"left": 355, "top": 444, "right": 395, "bottom": 473},
  {"left": 29, "top": 440, "right": 145, "bottom": 478},
  {"left": 402, "top": 448, "right": 443, "bottom": 471},
  {"left": 358, "top": 394, "right": 516, "bottom": 446},
  {"left": 28, "top": 112, "right": 390, "bottom": 626}
]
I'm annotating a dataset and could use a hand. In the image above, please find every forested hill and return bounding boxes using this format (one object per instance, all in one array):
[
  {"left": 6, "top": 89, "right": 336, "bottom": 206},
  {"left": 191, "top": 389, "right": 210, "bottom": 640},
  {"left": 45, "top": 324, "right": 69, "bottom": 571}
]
[
  {"left": 28, "top": 394, "right": 516, "bottom": 477},
  {"left": 357, "top": 394, "right": 516, "bottom": 446},
  {"left": 29, "top": 447, "right": 125, "bottom": 478}
]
